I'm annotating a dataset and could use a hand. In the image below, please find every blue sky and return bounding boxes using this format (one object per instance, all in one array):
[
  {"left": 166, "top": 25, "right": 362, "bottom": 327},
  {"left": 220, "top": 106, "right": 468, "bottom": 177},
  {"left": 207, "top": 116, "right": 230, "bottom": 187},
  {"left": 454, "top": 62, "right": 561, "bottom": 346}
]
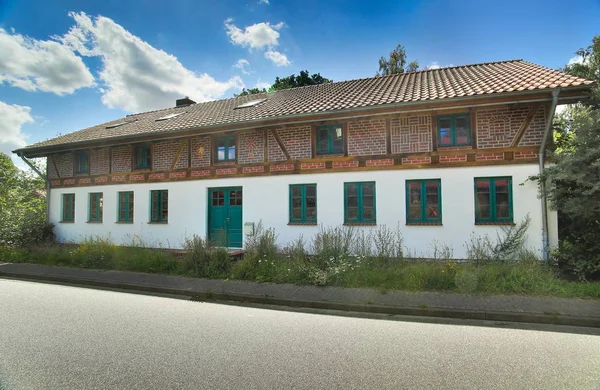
[{"left": 0, "top": 0, "right": 599, "bottom": 164}]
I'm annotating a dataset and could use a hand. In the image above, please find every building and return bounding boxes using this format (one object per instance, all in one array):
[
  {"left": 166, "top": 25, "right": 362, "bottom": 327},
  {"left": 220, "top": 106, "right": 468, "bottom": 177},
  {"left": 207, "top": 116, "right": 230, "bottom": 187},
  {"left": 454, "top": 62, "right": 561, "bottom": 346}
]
[{"left": 13, "top": 60, "right": 595, "bottom": 258}]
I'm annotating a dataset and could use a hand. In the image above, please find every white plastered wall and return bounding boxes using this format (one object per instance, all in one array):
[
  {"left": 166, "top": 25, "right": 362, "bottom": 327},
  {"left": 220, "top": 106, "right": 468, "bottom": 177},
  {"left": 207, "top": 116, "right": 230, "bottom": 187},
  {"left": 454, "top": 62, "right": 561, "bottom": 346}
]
[{"left": 49, "top": 163, "right": 555, "bottom": 258}]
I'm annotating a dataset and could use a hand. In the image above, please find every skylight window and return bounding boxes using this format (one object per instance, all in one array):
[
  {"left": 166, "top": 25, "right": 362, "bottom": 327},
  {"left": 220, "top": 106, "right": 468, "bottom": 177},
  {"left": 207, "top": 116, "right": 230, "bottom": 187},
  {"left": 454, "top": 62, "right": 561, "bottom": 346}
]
[
  {"left": 234, "top": 98, "right": 267, "bottom": 109},
  {"left": 105, "top": 119, "right": 137, "bottom": 129},
  {"left": 156, "top": 112, "right": 185, "bottom": 121}
]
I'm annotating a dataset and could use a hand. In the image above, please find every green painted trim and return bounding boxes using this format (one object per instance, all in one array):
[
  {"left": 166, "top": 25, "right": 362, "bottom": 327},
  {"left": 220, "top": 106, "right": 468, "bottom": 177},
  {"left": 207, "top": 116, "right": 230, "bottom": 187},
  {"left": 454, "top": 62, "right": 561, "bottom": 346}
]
[
  {"left": 344, "top": 181, "right": 376, "bottom": 223},
  {"left": 88, "top": 192, "right": 103, "bottom": 222},
  {"left": 117, "top": 191, "right": 134, "bottom": 222},
  {"left": 135, "top": 145, "right": 151, "bottom": 169},
  {"left": 405, "top": 179, "right": 442, "bottom": 223},
  {"left": 437, "top": 113, "right": 471, "bottom": 147},
  {"left": 150, "top": 190, "right": 168, "bottom": 223},
  {"left": 215, "top": 135, "right": 236, "bottom": 162},
  {"left": 289, "top": 184, "right": 317, "bottom": 223},
  {"left": 474, "top": 176, "right": 513, "bottom": 223},
  {"left": 62, "top": 193, "right": 75, "bottom": 222},
  {"left": 316, "top": 125, "right": 344, "bottom": 155}
]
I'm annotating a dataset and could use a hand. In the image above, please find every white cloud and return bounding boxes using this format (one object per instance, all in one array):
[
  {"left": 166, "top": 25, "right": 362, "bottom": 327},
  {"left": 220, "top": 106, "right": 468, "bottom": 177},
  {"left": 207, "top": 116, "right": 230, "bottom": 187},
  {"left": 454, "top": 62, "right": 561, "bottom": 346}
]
[
  {"left": 254, "top": 80, "right": 271, "bottom": 90},
  {"left": 224, "top": 19, "right": 284, "bottom": 50},
  {"left": 264, "top": 50, "right": 290, "bottom": 67},
  {"left": 58, "top": 12, "right": 244, "bottom": 112},
  {"left": 0, "top": 28, "right": 94, "bottom": 95},
  {"left": 0, "top": 101, "right": 33, "bottom": 157},
  {"left": 426, "top": 62, "right": 441, "bottom": 70},
  {"left": 568, "top": 55, "right": 584, "bottom": 65},
  {"left": 233, "top": 59, "right": 251, "bottom": 75},
  {"left": 259, "top": 0, "right": 270, "bottom": 4}
]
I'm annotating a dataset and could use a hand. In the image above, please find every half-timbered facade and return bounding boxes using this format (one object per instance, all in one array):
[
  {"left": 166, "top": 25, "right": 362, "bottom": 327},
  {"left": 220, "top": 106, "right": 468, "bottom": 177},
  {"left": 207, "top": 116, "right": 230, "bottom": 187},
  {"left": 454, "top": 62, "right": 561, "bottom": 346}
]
[{"left": 14, "top": 60, "right": 595, "bottom": 258}]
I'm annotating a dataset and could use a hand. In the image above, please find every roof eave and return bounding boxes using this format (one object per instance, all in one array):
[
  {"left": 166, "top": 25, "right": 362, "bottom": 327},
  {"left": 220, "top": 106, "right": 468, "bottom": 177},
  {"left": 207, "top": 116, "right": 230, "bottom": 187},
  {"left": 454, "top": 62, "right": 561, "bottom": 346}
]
[{"left": 14, "top": 85, "right": 594, "bottom": 158}]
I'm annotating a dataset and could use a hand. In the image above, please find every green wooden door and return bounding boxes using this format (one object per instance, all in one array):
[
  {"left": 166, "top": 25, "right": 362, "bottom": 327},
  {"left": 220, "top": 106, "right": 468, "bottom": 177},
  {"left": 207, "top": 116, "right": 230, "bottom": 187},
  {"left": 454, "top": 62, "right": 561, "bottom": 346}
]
[{"left": 208, "top": 187, "right": 243, "bottom": 248}]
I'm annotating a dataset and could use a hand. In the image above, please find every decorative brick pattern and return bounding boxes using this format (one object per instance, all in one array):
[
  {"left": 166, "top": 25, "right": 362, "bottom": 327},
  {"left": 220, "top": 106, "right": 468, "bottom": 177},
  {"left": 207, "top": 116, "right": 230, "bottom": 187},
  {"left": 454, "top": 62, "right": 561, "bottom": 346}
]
[
  {"left": 149, "top": 173, "right": 165, "bottom": 180},
  {"left": 391, "top": 116, "right": 432, "bottom": 153},
  {"left": 402, "top": 156, "right": 431, "bottom": 164},
  {"left": 111, "top": 175, "right": 126, "bottom": 182},
  {"left": 191, "top": 136, "right": 211, "bottom": 167},
  {"left": 130, "top": 174, "right": 145, "bottom": 181},
  {"left": 515, "top": 151, "right": 539, "bottom": 159},
  {"left": 94, "top": 176, "right": 108, "bottom": 183},
  {"left": 54, "top": 152, "right": 74, "bottom": 178},
  {"left": 169, "top": 171, "right": 187, "bottom": 179},
  {"left": 475, "top": 153, "right": 504, "bottom": 161},
  {"left": 50, "top": 180, "right": 61, "bottom": 186},
  {"left": 348, "top": 119, "right": 386, "bottom": 156},
  {"left": 268, "top": 126, "right": 311, "bottom": 162},
  {"left": 366, "top": 159, "right": 393, "bottom": 167},
  {"left": 333, "top": 161, "right": 359, "bottom": 168},
  {"left": 191, "top": 169, "right": 211, "bottom": 177},
  {"left": 111, "top": 146, "right": 131, "bottom": 173},
  {"left": 153, "top": 140, "right": 188, "bottom": 170},
  {"left": 270, "top": 163, "right": 294, "bottom": 172},
  {"left": 238, "top": 131, "right": 264, "bottom": 164},
  {"left": 78, "top": 178, "right": 91, "bottom": 184},
  {"left": 243, "top": 166, "right": 265, "bottom": 173},
  {"left": 440, "top": 155, "right": 468, "bottom": 163},
  {"left": 301, "top": 162, "right": 325, "bottom": 170},
  {"left": 90, "top": 148, "right": 110, "bottom": 175},
  {"left": 476, "top": 104, "right": 546, "bottom": 148},
  {"left": 63, "top": 178, "right": 76, "bottom": 185},
  {"left": 216, "top": 167, "right": 237, "bottom": 175}
]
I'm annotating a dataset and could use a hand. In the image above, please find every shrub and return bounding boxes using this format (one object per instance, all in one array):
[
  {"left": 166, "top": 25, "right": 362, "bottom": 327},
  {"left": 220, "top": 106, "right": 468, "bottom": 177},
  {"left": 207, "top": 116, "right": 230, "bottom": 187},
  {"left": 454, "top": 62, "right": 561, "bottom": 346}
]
[
  {"left": 465, "top": 215, "right": 531, "bottom": 263},
  {"left": 76, "top": 237, "right": 116, "bottom": 269},
  {"left": 245, "top": 221, "right": 278, "bottom": 259},
  {"left": 455, "top": 270, "right": 479, "bottom": 294},
  {"left": 183, "top": 235, "right": 232, "bottom": 278},
  {"left": 311, "top": 225, "right": 354, "bottom": 269}
]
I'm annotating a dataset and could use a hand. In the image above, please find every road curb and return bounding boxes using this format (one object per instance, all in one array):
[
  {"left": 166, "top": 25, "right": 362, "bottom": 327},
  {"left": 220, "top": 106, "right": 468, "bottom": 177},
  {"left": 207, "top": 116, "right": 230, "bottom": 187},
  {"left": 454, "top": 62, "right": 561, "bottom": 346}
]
[{"left": 2, "top": 270, "right": 599, "bottom": 329}]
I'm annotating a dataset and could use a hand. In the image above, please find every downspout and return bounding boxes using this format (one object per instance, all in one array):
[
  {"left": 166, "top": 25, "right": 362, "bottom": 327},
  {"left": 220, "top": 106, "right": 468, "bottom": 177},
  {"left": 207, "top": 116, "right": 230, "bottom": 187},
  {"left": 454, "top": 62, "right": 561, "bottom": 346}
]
[
  {"left": 539, "top": 88, "right": 560, "bottom": 260},
  {"left": 17, "top": 153, "right": 50, "bottom": 224}
]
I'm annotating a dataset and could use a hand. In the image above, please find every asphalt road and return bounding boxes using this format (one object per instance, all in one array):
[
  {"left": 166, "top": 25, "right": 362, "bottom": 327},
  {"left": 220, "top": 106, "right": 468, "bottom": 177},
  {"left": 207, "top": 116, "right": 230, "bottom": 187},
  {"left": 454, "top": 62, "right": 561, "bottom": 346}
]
[{"left": 1, "top": 279, "right": 599, "bottom": 390}]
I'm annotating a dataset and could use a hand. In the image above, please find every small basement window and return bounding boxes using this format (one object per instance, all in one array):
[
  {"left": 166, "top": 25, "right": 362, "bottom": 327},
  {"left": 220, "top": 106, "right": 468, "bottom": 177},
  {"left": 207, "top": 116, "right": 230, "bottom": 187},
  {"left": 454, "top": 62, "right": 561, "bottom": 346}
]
[
  {"left": 234, "top": 99, "right": 267, "bottom": 109},
  {"left": 156, "top": 112, "right": 185, "bottom": 121}
]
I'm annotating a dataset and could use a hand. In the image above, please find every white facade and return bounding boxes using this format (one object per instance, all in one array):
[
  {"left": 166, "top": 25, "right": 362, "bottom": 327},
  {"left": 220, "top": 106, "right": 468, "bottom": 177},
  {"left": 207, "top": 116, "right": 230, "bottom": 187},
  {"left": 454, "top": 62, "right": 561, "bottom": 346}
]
[{"left": 49, "top": 163, "right": 557, "bottom": 258}]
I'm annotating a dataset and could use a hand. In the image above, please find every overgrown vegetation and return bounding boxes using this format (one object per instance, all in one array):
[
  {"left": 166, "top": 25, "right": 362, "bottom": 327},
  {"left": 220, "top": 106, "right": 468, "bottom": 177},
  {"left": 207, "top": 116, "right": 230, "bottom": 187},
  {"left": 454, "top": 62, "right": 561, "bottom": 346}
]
[{"left": 2, "top": 221, "right": 599, "bottom": 299}]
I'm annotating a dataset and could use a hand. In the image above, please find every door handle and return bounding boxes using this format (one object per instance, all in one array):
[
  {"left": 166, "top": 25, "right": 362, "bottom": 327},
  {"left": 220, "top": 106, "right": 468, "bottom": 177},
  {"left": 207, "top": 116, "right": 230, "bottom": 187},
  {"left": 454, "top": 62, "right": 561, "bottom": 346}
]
[{"left": 226, "top": 217, "right": 230, "bottom": 223}]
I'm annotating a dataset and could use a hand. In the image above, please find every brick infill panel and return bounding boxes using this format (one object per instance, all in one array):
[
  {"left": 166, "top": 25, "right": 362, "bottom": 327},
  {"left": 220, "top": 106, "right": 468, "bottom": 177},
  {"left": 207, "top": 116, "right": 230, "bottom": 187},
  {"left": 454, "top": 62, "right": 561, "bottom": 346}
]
[
  {"left": 50, "top": 180, "right": 61, "bottom": 186},
  {"left": 243, "top": 166, "right": 265, "bottom": 173},
  {"left": 333, "top": 161, "right": 359, "bottom": 168},
  {"left": 271, "top": 163, "right": 294, "bottom": 172},
  {"left": 366, "top": 159, "right": 393, "bottom": 167},
  {"left": 130, "top": 174, "right": 145, "bottom": 181},
  {"left": 63, "top": 179, "right": 76, "bottom": 185},
  {"left": 301, "top": 162, "right": 326, "bottom": 170},
  {"left": 149, "top": 173, "right": 166, "bottom": 180},
  {"left": 169, "top": 171, "right": 187, "bottom": 179},
  {"left": 439, "top": 155, "right": 467, "bottom": 163},
  {"left": 191, "top": 169, "right": 211, "bottom": 177},
  {"left": 216, "top": 167, "right": 237, "bottom": 175},
  {"left": 111, "top": 175, "right": 126, "bottom": 182},
  {"left": 79, "top": 178, "right": 91, "bottom": 184},
  {"left": 475, "top": 153, "right": 504, "bottom": 161},
  {"left": 94, "top": 176, "right": 108, "bottom": 184},
  {"left": 515, "top": 151, "right": 539, "bottom": 159},
  {"left": 402, "top": 157, "right": 431, "bottom": 164}
]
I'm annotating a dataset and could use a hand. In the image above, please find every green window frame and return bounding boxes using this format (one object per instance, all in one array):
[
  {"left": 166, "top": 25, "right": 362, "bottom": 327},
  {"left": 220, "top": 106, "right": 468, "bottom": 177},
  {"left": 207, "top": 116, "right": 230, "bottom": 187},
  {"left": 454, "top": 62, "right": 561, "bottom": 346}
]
[
  {"left": 316, "top": 125, "right": 344, "bottom": 155},
  {"left": 150, "top": 190, "right": 168, "bottom": 223},
  {"left": 88, "top": 193, "right": 103, "bottom": 222},
  {"left": 289, "top": 184, "right": 317, "bottom": 224},
  {"left": 344, "top": 182, "right": 376, "bottom": 224},
  {"left": 216, "top": 135, "right": 236, "bottom": 162},
  {"left": 406, "top": 179, "right": 442, "bottom": 224},
  {"left": 135, "top": 145, "right": 151, "bottom": 169},
  {"left": 474, "top": 177, "right": 513, "bottom": 224},
  {"left": 62, "top": 193, "right": 75, "bottom": 222},
  {"left": 438, "top": 113, "right": 471, "bottom": 147},
  {"left": 118, "top": 191, "right": 134, "bottom": 222},
  {"left": 75, "top": 150, "right": 89, "bottom": 174}
]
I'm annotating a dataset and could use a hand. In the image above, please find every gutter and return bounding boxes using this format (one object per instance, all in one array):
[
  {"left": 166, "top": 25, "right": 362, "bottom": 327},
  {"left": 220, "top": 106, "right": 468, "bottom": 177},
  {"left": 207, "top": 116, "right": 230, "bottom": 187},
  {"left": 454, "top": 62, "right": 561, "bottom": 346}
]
[
  {"left": 539, "top": 88, "right": 560, "bottom": 260},
  {"left": 17, "top": 153, "right": 50, "bottom": 224},
  {"left": 14, "top": 88, "right": 591, "bottom": 158}
]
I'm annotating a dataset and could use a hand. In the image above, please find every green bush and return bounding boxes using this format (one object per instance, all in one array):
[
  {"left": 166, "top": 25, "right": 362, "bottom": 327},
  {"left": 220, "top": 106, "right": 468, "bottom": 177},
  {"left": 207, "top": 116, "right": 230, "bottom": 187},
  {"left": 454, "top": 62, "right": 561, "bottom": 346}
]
[
  {"left": 455, "top": 271, "right": 479, "bottom": 294},
  {"left": 183, "top": 235, "right": 233, "bottom": 278},
  {"left": 465, "top": 216, "right": 531, "bottom": 263},
  {"left": 76, "top": 237, "right": 116, "bottom": 269}
]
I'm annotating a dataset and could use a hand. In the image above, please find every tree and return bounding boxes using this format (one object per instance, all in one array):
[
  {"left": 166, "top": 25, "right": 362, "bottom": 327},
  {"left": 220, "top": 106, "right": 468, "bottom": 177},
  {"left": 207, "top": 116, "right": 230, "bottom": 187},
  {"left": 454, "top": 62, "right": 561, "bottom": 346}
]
[
  {"left": 234, "top": 70, "right": 332, "bottom": 97},
  {"left": 0, "top": 153, "right": 51, "bottom": 247},
  {"left": 377, "top": 44, "right": 419, "bottom": 75},
  {"left": 562, "top": 35, "right": 600, "bottom": 108}
]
